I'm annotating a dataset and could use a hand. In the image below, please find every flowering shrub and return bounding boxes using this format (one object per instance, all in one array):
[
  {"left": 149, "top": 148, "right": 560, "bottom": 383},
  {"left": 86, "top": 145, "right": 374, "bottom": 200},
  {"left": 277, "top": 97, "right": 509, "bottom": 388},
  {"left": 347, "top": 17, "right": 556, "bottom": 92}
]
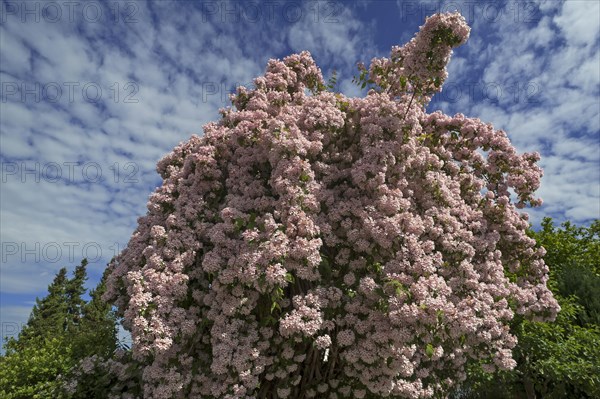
[{"left": 100, "top": 12, "right": 559, "bottom": 399}]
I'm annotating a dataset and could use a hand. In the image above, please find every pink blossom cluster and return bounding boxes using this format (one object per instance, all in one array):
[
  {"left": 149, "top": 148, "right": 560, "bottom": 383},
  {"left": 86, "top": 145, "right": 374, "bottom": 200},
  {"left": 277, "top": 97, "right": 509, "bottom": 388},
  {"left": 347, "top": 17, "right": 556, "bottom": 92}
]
[
  {"left": 95, "top": 12, "right": 558, "bottom": 399},
  {"left": 365, "top": 12, "right": 470, "bottom": 104}
]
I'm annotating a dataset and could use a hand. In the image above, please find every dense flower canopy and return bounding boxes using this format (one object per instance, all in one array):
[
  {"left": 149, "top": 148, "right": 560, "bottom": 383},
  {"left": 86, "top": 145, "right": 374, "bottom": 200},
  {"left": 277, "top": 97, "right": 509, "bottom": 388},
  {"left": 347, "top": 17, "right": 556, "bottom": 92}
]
[{"left": 101, "top": 12, "right": 559, "bottom": 399}]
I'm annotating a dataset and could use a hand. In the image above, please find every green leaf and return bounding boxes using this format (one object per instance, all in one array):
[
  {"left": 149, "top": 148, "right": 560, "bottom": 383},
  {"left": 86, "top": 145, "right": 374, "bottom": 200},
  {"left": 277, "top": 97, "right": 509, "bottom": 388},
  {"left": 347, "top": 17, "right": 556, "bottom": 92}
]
[
  {"left": 234, "top": 218, "right": 244, "bottom": 232},
  {"left": 376, "top": 298, "right": 389, "bottom": 312},
  {"left": 248, "top": 212, "right": 257, "bottom": 230},
  {"left": 270, "top": 301, "right": 281, "bottom": 314},
  {"left": 426, "top": 343, "right": 434, "bottom": 358},
  {"left": 400, "top": 76, "right": 407, "bottom": 89},
  {"left": 436, "top": 309, "right": 444, "bottom": 322},
  {"left": 299, "top": 172, "right": 310, "bottom": 183},
  {"left": 285, "top": 273, "right": 295, "bottom": 283},
  {"left": 370, "top": 262, "right": 383, "bottom": 274}
]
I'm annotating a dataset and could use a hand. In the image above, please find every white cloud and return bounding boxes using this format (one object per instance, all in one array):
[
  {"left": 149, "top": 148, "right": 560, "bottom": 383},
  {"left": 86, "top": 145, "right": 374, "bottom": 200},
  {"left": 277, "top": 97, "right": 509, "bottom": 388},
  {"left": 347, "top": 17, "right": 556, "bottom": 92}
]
[
  {"left": 287, "top": 2, "right": 377, "bottom": 72},
  {"left": 0, "top": 25, "right": 30, "bottom": 76},
  {"left": 428, "top": 0, "right": 599, "bottom": 225},
  {"left": 1, "top": 0, "right": 377, "bottom": 307},
  {"left": 553, "top": 0, "right": 600, "bottom": 47},
  {"left": 1, "top": 0, "right": 597, "bottom": 334}
]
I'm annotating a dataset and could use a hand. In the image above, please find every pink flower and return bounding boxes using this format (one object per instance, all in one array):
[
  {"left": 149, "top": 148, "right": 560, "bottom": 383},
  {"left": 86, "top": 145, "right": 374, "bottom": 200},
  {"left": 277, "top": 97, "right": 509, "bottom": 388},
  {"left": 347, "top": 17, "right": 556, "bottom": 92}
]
[
  {"left": 315, "top": 334, "right": 332, "bottom": 350},
  {"left": 100, "top": 11, "right": 558, "bottom": 399}
]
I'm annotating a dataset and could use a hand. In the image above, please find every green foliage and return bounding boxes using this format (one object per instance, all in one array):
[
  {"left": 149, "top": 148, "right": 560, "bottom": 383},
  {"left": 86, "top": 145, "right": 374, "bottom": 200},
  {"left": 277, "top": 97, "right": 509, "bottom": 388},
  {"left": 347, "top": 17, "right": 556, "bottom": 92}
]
[
  {"left": 452, "top": 218, "right": 600, "bottom": 399},
  {"left": 453, "top": 365, "right": 522, "bottom": 399},
  {"left": 65, "top": 260, "right": 88, "bottom": 332},
  {"left": 71, "top": 267, "right": 118, "bottom": 360},
  {"left": 535, "top": 218, "right": 600, "bottom": 326},
  {"left": 536, "top": 217, "right": 600, "bottom": 277},
  {"left": 511, "top": 296, "right": 600, "bottom": 398},
  {"left": 0, "top": 336, "right": 72, "bottom": 399},
  {"left": 352, "top": 63, "right": 372, "bottom": 90},
  {"left": 557, "top": 266, "right": 600, "bottom": 325},
  {"left": 8, "top": 268, "right": 70, "bottom": 351},
  {"left": 325, "top": 69, "right": 338, "bottom": 91},
  {"left": 0, "top": 260, "right": 118, "bottom": 398}
]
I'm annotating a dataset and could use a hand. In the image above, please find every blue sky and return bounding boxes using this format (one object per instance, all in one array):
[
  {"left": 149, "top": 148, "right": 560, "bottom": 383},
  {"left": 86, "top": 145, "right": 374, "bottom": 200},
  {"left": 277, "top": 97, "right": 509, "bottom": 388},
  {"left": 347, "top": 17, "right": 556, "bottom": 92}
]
[{"left": 1, "top": 0, "right": 599, "bottom": 345}]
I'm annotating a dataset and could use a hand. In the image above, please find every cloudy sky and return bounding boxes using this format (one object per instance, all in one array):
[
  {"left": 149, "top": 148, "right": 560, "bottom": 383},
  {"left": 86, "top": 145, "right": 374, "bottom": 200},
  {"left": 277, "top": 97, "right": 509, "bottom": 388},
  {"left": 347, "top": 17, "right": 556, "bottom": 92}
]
[{"left": 1, "top": 0, "right": 598, "bottom": 345}]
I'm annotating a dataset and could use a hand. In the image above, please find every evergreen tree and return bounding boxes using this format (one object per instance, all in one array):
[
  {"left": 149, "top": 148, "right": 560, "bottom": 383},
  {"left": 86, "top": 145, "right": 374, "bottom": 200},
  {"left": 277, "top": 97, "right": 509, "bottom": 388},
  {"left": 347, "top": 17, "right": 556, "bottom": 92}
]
[
  {"left": 1, "top": 260, "right": 119, "bottom": 399},
  {"left": 72, "top": 266, "right": 118, "bottom": 359},
  {"left": 1, "top": 265, "right": 75, "bottom": 398},
  {"left": 6, "top": 267, "right": 69, "bottom": 353},
  {"left": 9, "top": 259, "right": 90, "bottom": 351},
  {"left": 64, "top": 259, "right": 88, "bottom": 332}
]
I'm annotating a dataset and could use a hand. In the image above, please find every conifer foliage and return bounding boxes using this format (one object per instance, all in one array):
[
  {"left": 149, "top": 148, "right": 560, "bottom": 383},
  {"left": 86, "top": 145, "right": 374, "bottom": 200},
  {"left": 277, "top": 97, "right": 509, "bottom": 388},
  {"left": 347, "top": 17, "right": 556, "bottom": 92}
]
[
  {"left": 13, "top": 266, "right": 71, "bottom": 348},
  {"left": 0, "top": 260, "right": 118, "bottom": 399}
]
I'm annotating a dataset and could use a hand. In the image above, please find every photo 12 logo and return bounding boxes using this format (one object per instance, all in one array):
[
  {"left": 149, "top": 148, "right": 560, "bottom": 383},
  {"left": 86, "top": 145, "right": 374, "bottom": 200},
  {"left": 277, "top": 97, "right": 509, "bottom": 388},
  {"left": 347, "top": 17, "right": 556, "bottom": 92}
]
[
  {"left": 1, "top": 241, "right": 125, "bottom": 263},
  {"left": 199, "top": 81, "right": 257, "bottom": 104},
  {"left": 1, "top": 81, "right": 139, "bottom": 104},
  {"left": 0, "top": 1, "right": 138, "bottom": 24},
  {"left": 398, "top": 1, "right": 541, "bottom": 24},
  {"left": 199, "top": 1, "right": 341, "bottom": 23},
  {"left": 436, "top": 80, "right": 542, "bottom": 105},
  {"left": 1, "top": 322, "right": 27, "bottom": 341},
  {"left": 1, "top": 161, "right": 139, "bottom": 184}
]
